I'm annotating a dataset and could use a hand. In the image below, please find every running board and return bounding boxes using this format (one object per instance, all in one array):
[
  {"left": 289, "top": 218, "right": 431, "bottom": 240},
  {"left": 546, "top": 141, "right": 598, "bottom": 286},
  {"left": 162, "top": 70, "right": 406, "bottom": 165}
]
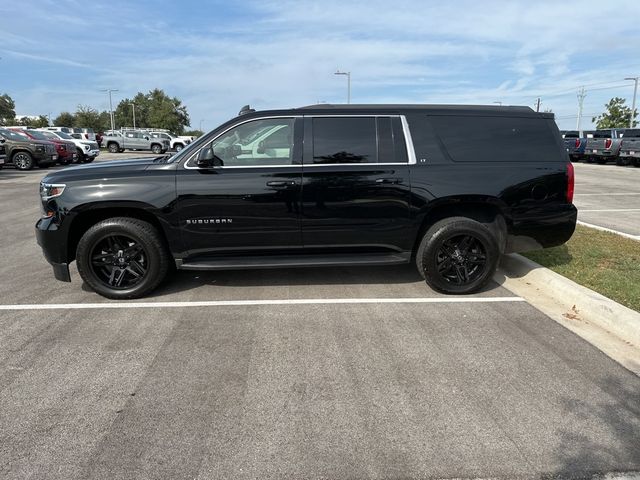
[{"left": 178, "top": 252, "right": 411, "bottom": 271}]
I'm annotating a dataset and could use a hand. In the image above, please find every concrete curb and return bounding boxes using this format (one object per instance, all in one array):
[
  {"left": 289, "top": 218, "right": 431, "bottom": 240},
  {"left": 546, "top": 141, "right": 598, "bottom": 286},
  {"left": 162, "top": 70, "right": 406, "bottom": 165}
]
[{"left": 494, "top": 253, "right": 640, "bottom": 370}]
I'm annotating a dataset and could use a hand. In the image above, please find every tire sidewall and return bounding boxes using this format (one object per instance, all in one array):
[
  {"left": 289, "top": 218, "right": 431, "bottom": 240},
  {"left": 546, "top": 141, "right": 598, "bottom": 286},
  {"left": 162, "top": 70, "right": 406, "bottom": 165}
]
[{"left": 418, "top": 219, "right": 499, "bottom": 294}]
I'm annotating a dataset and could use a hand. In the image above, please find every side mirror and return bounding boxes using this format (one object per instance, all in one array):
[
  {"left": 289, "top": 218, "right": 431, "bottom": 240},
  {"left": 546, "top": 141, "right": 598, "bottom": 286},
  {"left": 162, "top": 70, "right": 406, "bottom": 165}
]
[
  {"left": 0, "top": 138, "right": 5, "bottom": 144},
  {"left": 196, "top": 147, "right": 223, "bottom": 168}
]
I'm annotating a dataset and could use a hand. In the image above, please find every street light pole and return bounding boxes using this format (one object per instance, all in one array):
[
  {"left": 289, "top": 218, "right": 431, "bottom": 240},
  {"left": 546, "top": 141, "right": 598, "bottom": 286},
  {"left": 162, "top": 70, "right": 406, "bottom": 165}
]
[
  {"left": 625, "top": 77, "right": 638, "bottom": 128},
  {"left": 100, "top": 88, "right": 118, "bottom": 131},
  {"left": 334, "top": 70, "right": 351, "bottom": 104},
  {"left": 129, "top": 102, "right": 136, "bottom": 129},
  {"left": 199, "top": 119, "right": 204, "bottom": 131}
]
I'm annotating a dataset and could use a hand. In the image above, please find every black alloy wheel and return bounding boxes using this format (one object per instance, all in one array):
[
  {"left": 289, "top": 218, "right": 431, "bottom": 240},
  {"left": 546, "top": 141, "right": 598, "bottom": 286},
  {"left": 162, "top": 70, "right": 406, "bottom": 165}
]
[
  {"left": 434, "top": 234, "right": 487, "bottom": 286},
  {"left": 76, "top": 217, "right": 170, "bottom": 299},
  {"left": 90, "top": 234, "right": 148, "bottom": 290},
  {"left": 416, "top": 216, "right": 499, "bottom": 294}
]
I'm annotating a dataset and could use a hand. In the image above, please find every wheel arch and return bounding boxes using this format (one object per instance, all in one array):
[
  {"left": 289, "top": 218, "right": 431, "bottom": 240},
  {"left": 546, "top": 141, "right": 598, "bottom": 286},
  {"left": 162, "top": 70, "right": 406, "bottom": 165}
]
[
  {"left": 412, "top": 196, "right": 510, "bottom": 257},
  {"left": 66, "top": 203, "right": 173, "bottom": 263}
]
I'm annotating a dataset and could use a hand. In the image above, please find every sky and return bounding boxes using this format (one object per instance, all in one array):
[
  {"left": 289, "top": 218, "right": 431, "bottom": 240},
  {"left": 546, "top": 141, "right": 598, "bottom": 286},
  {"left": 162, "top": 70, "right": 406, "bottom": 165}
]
[{"left": 1, "top": 0, "right": 639, "bottom": 131}]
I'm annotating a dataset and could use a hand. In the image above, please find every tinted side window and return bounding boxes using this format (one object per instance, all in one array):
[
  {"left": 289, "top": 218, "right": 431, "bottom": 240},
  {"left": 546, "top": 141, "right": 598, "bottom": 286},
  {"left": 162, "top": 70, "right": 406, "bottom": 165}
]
[
  {"left": 429, "top": 115, "right": 562, "bottom": 163},
  {"left": 312, "top": 117, "right": 377, "bottom": 164},
  {"left": 191, "top": 118, "right": 295, "bottom": 167}
]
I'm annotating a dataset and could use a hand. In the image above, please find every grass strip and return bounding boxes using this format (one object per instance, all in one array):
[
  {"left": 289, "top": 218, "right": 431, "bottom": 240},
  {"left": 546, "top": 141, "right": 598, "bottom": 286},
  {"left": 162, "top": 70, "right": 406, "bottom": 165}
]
[{"left": 523, "top": 224, "right": 640, "bottom": 312}]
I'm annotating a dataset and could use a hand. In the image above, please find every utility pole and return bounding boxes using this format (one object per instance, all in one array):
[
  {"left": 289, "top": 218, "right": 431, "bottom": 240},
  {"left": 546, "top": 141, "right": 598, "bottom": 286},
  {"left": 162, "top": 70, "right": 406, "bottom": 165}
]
[
  {"left": 100, "top": 88, "right": 118, "bottom": 131},
  {"left": 624, "top": 77, "right": 638, "bottom": 128},
  {"left": 129, "top": 102, "right": 136, "bottom": 129},
  {"left": 535, "top": 97, "right": 541, "bottom": 112},
  {"left": 334, "top": 70, "right": 351, "bottom": 104},
  {"left": 576, "top": 87, "right": 586, "bottom": 130}
]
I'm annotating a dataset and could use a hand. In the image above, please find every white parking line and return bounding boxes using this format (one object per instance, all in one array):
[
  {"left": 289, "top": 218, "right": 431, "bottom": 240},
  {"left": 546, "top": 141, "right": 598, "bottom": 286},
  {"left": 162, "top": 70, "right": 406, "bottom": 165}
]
[
  {"left": 574, "top": 193, "right": 640, "bottom": 196},
  {"left": 0, "top": 297, "right": 525, "bottom": 311},
  {"left": 579, "top": 208, "right": 640, "bottom": 212},
  {"left": 577, "top": 220, "right": 640, "bottom": 241}
]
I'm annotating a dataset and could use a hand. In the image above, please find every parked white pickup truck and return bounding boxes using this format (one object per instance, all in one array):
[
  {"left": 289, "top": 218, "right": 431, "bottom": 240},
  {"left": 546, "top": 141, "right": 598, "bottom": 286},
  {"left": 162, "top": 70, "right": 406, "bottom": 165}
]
[{"left": 148, "top": 131, "right": 193, "bottom": 151}]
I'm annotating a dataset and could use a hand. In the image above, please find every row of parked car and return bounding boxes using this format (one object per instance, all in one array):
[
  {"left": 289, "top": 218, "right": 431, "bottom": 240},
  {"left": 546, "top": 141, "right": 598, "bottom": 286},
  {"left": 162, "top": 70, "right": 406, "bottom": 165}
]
[
  {"left": 0, "top": 126, "right": 196, "bottom": 170},
  {"left": 561, "top": 128, "right": 640, "bottom": 166},
  {"left": 0, "top": 127, "right": 100, "bottom": 170}
]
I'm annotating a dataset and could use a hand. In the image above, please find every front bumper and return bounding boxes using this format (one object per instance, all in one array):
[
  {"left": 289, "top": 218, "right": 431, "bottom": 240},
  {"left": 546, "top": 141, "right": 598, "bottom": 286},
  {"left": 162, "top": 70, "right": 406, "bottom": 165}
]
[
  {"left": 87, "top": 149, "right": 100, "bottom": 158},
  {"left": 35, "top": 216, "right": 71, "bottom": 282}
]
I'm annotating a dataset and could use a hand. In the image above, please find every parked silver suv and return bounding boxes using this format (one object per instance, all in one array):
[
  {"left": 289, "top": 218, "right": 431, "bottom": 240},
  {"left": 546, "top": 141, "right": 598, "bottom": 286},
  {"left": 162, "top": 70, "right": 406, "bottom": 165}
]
[{"left": 103, "top": 130, "right": 169, "bottom": 154}]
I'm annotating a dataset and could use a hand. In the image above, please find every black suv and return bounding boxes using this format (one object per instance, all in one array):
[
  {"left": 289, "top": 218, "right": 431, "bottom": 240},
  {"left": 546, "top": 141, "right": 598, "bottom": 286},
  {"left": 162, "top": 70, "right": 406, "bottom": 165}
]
[{"left": 36, "top": 104, "right": 577, "bottom": 299}]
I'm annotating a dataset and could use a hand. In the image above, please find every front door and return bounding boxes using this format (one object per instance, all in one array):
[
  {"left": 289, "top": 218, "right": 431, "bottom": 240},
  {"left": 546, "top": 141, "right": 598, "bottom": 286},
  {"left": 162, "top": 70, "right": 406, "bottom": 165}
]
[
  {"left": 300, "top": 115, "right": 412, "bottom": 253},
  {"left": 176, "top": 116, "right": 303, "bottom": 258}
]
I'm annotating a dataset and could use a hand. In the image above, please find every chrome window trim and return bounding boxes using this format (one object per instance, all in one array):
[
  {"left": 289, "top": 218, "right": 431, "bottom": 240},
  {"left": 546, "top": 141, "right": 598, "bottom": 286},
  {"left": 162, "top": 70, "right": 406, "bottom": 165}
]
[
  {"left": 400, "top": 115, "right": 417, "bottom": 165},
  {"left": 183, "top": 114, "right": 415, "bottom": 169}
]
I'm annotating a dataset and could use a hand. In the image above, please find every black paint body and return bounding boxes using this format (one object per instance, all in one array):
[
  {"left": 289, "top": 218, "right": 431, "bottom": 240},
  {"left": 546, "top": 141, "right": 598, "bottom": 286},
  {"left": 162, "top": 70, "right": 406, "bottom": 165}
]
[{"left": 36, "top": 105, "right": 577, "bottom": 281}]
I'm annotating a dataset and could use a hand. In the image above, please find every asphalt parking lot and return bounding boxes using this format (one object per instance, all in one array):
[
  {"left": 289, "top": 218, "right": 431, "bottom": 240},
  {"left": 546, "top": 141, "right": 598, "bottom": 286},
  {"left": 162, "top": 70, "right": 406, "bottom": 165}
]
[
  {"left": 573, "top": 162, "right": 640, "bottom": 237},
  {"left": 0, "top": 155, "right": 639, "bottom": 479}
]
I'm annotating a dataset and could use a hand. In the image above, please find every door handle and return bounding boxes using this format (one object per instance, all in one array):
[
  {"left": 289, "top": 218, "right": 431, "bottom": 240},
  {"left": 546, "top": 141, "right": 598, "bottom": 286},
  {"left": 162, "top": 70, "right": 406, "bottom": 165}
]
[
  {"left": 266, "top": 180, "right": 297, "bottom": 187},
  {"left": 375, "top": 177, "right": 402, "bottom": 184}
]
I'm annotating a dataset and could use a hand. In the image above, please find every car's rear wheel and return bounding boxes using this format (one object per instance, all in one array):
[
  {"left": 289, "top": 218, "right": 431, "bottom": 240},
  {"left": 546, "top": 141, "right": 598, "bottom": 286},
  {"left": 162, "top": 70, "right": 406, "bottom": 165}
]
[
  {"left": 76, "top": 217, "right": 170, "bottom": 299},
  {"left": 416, "top": 217, "right": 499, "bottom": 294},
  {"left": 12, "top": 152, "right": 34, "bottom": 170}
]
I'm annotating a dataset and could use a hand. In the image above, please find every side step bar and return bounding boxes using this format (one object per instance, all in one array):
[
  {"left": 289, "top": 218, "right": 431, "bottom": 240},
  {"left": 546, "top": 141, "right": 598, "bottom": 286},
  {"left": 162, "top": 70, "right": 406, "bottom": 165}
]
[{"left": 178, "top": 252, "right": 411, "bottom": 271}]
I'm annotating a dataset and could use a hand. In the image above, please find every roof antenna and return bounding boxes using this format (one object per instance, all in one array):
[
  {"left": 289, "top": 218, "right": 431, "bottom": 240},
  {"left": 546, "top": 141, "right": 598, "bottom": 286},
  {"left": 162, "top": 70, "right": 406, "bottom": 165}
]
[{"left": 238, "top": 105, "right": 255, "bottom": 116}]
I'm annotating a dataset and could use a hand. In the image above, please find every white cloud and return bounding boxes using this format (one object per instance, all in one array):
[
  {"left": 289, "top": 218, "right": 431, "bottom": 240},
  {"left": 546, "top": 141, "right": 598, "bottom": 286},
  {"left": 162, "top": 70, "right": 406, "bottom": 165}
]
[{"left": 2, "top": 0, "right": 640, "bottom": 130}]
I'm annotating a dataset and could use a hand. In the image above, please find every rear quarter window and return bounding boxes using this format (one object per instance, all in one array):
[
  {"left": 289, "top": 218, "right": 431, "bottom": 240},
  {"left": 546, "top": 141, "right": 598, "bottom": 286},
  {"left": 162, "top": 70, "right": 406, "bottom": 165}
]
[{"left": 427, "top": 115, "right": 563, "bottom": 163}]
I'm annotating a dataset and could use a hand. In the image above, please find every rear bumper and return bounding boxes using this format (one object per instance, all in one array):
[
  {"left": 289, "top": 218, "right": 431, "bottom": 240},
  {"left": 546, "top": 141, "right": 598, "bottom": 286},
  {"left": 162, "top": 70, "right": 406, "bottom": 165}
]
[
  {"left": 506, "top": 204, "right": 577, "bottom": 253},
  {"left": 35, "top": 216, "right": 71, "bottom": 282}
]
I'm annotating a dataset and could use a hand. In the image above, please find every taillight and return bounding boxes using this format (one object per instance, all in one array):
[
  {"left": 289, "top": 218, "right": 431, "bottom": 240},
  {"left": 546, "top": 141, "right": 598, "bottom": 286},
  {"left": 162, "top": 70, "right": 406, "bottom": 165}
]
[
  {"left": 574, "top": 138, "right": 580, "bottom": 148},
  {"left": 566, "top": 162, "right": 574, "bottom": 203},
  {"left": 604, "top": 138, "right": 612, "bottom": 149}
]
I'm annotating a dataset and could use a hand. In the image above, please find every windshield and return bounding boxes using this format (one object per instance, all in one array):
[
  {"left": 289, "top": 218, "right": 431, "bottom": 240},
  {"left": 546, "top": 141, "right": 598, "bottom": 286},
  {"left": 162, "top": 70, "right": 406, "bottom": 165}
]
[
  {"left": 24, "top": 130, "right": 50, "bottom": 140},
  {"left": 54, "top": 131, "right": 73, "bottom": 140},
  {"left": 0, "top": 129, "right": 29, "bottom": 141},
  {"left": 594, "top": 130, "right": 612, "bottom": 138}
]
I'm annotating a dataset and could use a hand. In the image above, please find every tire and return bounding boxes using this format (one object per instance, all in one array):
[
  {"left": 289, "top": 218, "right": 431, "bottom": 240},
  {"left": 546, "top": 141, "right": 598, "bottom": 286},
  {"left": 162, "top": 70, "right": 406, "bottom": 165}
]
[
  {"left": 76, "top": 217, "right": 170, "bottom": 299},
  {"left": 174, "top": 143, "right": 184, "bottom": 152},
  {"left": 118, "top": 148, "right": 125, "bottom": 153},
  {"left": 76, "top": 149, "right": 85, "bottom": 163},
  {"left": 151, "top": 144, "right": 162, "bottom": 154},
  {"left": 59, "top": 156, "right": 72, "bottom": 166},
  {"left": 108, "top": 142, "right": 119, "bottom": 153},
  {"left": 596, "top": 158, "right": 607, "bottom": 165},
  {"left": 83, "top": 156, "right": 95, "bottom": 164},
  {"left": 12, "top": 151, "right": 34, "bottom": 170},
  {"left": 416, "top": 217, "right": 499, "bottom": 294}
]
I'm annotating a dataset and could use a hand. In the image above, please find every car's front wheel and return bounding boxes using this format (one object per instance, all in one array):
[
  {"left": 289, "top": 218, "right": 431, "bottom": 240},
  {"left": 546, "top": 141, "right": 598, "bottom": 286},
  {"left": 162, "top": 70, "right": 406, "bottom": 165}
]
[
  {"left": 151, "top": 144, "right": 163, "bottom": 154},
  {"left": 416, "top": 217, "right": 499, "bottom": 294},
  {"left": 76, "top": 217, "right": 170, "bottom": 299},
  {"left": 12, "top": 151, "right": 34, "bottom": 170},
  {"left": 107, "top": 143, "right": 119, "bottom": 153}
]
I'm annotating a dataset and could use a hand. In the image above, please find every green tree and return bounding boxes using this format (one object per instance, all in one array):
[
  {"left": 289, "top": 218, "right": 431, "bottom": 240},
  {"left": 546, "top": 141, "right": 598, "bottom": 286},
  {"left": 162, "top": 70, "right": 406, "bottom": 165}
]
[
  {"left": 73, "top": 105, "right": 104, "bottom": 130},
  {"left": 30, "top": 115, "right": 51, "bottom": 128},
  {"left": 592, "top": 97, "right": 638, "bottom": 129},
  {"left": 183, "top": 129, "right": 204, "bottom": 137},
  {"left": 54, "top": 111, "right": 76, "bottom": 127},
  {"left": 113, "top": 89, "right": 190, "bottom": 134},
  {"left": 0, "top": 93, "right": 16, "bottom": 126}
]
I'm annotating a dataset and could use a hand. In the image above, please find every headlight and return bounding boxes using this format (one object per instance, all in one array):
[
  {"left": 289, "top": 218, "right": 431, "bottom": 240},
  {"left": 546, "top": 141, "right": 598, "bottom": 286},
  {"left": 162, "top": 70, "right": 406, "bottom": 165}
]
[
  {"left": 40, "top": 182, "right": 66, "bottom": 200},
  {"left": 35, "top": 144, "right": 45, "bottom": 152}
]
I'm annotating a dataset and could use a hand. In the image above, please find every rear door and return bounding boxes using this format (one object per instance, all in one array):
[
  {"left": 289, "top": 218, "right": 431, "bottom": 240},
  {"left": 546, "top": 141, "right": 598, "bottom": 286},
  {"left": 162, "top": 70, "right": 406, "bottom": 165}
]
[{"left": 300, "top": 115, "right": 413, "bottom": 253}]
